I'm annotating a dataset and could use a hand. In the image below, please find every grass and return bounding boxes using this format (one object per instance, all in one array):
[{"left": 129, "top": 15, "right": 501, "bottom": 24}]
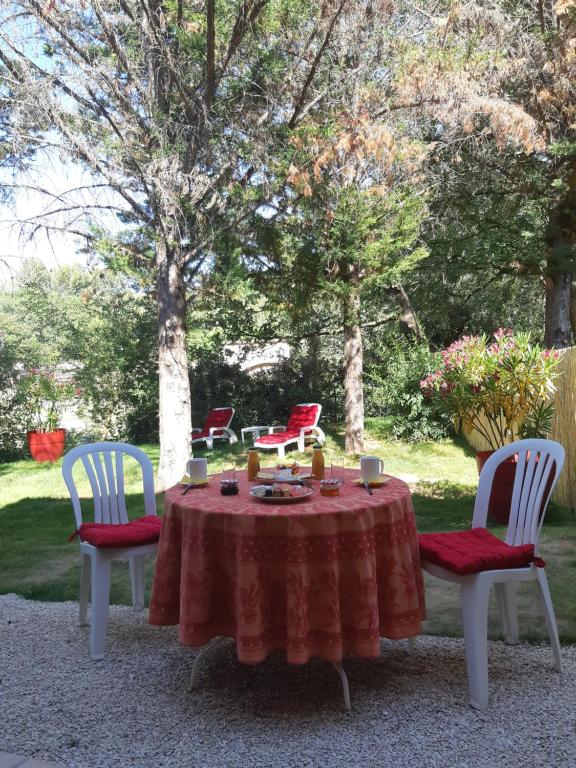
[{"left": 1, "top": 421, "right": 575, "bottom": 643}]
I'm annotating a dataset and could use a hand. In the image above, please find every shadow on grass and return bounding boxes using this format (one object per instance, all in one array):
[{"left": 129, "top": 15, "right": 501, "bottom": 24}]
[
  {"left": 451, "top": 433, "right": 478, "bottom": 458},
  {"left": 0, "top": 492, "right": 159, "bottom": 605},
  {"left": 412, "top": 484, "right": 475, "bottom": 533},
  {"left": 413, "top": 479, "right": 574, "bottom": 531}
]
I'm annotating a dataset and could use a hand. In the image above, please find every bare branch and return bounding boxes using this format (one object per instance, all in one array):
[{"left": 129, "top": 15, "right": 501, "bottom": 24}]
[{"left": 288, "top": 0, "right": 348, "bottom": 128}]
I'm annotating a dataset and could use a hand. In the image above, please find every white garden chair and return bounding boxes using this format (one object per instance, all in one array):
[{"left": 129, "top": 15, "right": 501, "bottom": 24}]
[
  {"left": 419, "top": 438, "right": 565, "bottom": 709},
  {"left": 252, "top": 403, "right": 325, "bottom": 459},
  {"left": 62, "top": 442, "right": 161, "bottom": 660}
]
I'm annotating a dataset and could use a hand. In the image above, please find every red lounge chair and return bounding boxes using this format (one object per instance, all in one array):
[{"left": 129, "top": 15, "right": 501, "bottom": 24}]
[
  {"left": 191, "top": 407, "right": 238, "bottom": 450},
  {"left": 253, "top": 403, "right": 325, "bottom": 459}
]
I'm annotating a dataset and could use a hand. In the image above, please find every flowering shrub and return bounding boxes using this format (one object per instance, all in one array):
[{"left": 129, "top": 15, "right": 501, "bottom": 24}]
[
  {"left": 17, "top": 368, "right": 79, "bottom": 433},
  {"left": 420, "top": 330, "right": 561, "bottom": 450}
]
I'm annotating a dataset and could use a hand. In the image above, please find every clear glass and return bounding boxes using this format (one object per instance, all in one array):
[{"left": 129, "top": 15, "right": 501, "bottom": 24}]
[{"left": 330, "top": 456, "right": 345, "bottom": 482}]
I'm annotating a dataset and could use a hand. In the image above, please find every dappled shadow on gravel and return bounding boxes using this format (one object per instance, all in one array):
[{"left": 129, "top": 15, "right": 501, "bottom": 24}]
[{"left": 1, "top": 594, "right": 575, "bottom": 768}]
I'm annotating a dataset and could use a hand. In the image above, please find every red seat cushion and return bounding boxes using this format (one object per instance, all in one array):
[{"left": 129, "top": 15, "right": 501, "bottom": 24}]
[
  {"left": 286, "top": 404, "right": 319, "bottom": 431},
  {"left": 78, "top": 515, "right": 162, "bottom": 548},
  {"left": 255, "top": 430, "right": 300, "bottom": 446},
  {"left": 419, "top": 528, "right": 535, "bottom": 575},
  {"left": 204, "top": 408, "right": 233, "bottom": 430}
]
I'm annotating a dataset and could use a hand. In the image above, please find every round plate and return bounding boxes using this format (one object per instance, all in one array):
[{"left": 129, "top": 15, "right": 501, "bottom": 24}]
[
  {"left": 353, "top": 475, "right": 391, "bottom": 488},
  {"left": 179, "top": 477, "right": 209, "bottom": 487},
  {"left": 250, "top": 485, "right": 313, "bottom": 503}
]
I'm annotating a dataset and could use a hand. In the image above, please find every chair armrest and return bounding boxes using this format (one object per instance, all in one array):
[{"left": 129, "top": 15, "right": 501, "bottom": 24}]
[
  {"left": 302, "top": 426, "right": 325, "bottom": 443},
  {"left": 269, "top": 425, "right": 287, "bottom": 434},
  {"left": 209, "top": 426, "right": 236, "bottom": 438}
]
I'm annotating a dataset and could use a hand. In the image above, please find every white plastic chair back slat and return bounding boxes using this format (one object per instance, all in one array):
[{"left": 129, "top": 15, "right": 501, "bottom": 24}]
[
  {"left": 512, "top": 450, "right": 535, "bottom": 545},
  {"left": 63, "top": 442, "right": 156, "bottom": 527},
  {"left": 80, "top": 454, "right": 103, "bottom": 524},
  {"left": 103, "top": 451, "right": 121, "bottom": 524},
  {"left": 92, "top": 451, "right": 112, "bottom": 523},
  {"left": 518, "top": 452, "right": 546, "bottom": 544},
  {"left": 115, "top": 451, "right": 129, "bottom": 523},
  {"left": 472, "top": 439, "right": 564, "bottom": 550}
]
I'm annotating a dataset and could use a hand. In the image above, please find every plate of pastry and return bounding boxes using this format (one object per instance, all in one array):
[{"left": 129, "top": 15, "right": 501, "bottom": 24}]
[{"left": 250, "top": 483, "right": 313, "bottom": 503}]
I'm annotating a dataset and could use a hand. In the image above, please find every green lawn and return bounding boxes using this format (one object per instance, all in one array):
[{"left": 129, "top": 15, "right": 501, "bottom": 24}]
[{"left": 1, "top": 420, "right": 575, "bottom": 643}]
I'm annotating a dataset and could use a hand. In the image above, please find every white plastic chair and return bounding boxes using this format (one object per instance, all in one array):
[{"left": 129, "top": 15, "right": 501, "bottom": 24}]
[
  {"left": 421, "top": 438, "right": 565, "bottom": 709},
  {"left": 62, "top": 442, "right": 159, "bottom": 660}
]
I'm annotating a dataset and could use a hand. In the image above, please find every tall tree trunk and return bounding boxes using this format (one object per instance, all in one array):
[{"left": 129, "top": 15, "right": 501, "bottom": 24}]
[
  {"left": 388, "top": 283, "right": 426, "bottom": 342},
  {"left": 570, "top": 278, "right": 576, "bottom": 342},
  {"left": 343, "top": 274, "right": 364, "bottom": 454},
  {"left": 544, "top": 269, "right": 572, "bottom": 348},
  {"left": 544, "top": 164, "right": 576, "bottom": 349},
  {"left": 156, "top": 241, "right": 192, "bottom": 489}
]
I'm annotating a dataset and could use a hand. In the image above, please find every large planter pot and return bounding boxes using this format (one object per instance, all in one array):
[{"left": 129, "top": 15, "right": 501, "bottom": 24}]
[
  {"left": 476, "top": 450, "right": 555, "bottom": 525},
  {"left": 27, "top": 428, "right": 67, "bottom": 462}
]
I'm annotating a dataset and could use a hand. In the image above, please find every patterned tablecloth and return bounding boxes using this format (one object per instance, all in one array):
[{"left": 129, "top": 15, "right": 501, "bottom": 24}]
[{"left": 149, "top": 468, "right": 426, "bottom": 664}]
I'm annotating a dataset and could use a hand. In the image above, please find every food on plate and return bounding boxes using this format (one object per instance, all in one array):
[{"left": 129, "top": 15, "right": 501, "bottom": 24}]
[
  {"left": 252, "top": 483, "right": 311, "bottom": 500},
  {"left": 289, "top": 485, "right": 309, "bottom": 497},
  {"left": 276, "top": 461, "right": 300, "bottom": 475},
  {"left": 272, "top": 483, "right": 293, "bottom": 497},
  {"left": 261, "top": 483, "right": 309, "bottom": 498}
]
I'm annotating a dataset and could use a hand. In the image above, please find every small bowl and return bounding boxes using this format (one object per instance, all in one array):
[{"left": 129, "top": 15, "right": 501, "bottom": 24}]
[{"left": 320, "top": 479, "right": 341, "bottom": 497}]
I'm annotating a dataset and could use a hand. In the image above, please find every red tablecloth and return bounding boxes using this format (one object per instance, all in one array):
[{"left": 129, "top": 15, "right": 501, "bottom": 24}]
[{"left": 149, "top": 469, "right": 425, "bottom": 664}]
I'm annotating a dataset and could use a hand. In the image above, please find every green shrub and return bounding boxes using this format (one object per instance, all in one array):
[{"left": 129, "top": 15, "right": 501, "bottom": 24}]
[
  {"left": 364, "top": 338, "right": 450, "bottom": 442},
  {"left": 190, "top": 341, "right": 344, "bottom": 430}
]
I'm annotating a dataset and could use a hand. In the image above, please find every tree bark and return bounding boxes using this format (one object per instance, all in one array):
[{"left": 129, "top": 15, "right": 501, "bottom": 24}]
[
  {"left": 156, "top": 240, "right": 192, "bottom": 489},
  {"left": 343, "top": 274, "right": 364, "bottom": 454},
  {"left": 544, "top": 164, "right": 576, "bottom": 349},
  {"left": 570, "top": 278, "right": 576, "bottom": 342},
  {"left": 388, "top": 283, "right": 426, "bottom": 342},
  {"left": 544, "top": 270, "right": 572, "bottom": 348}
]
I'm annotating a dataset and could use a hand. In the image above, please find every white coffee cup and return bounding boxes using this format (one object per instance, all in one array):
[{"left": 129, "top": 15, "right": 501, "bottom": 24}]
[
  {"left": 186, "top": 457, "right": 208, "bottom": 483},
  {"left": 361, "top": 455, "right": 384, "bottom": 482}
]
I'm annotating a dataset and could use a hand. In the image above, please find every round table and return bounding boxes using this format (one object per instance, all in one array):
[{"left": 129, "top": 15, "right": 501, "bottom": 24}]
[{"left": 149, "top": 469, "right": 425, "bottom": 665}]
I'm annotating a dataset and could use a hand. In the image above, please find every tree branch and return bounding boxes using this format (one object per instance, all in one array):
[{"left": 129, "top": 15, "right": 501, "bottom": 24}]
[
  {"left": 288, "top": 0, "right": 348, "bottom": 128},
  {"left": 206, "top": 0, "right": 216, "bottom": 108}
]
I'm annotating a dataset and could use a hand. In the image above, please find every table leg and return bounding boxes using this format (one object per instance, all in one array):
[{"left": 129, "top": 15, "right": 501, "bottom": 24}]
[
  {"left": 189, "top": 636, "right": 230, "bottom": 690},
  {"left": 331, "top": 661, "right": 351, "bottom": 711}
]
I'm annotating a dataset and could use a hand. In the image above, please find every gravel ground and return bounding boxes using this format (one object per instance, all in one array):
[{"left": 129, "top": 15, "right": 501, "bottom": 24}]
[{"left": 2, "top": 593, "right": 575, "bottom": 768}]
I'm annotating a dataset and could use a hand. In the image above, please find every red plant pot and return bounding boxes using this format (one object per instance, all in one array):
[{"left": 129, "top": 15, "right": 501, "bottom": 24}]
[
  {"left": 27, "top": 428, "right": 67, "bottom": 462},
  {"left": 476, "top": 450, "right": 555, "bottom": 525}
]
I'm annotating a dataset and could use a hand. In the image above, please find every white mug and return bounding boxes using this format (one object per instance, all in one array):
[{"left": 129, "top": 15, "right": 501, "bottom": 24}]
[
  {"left": 186, "top": 457, "right": 208, "bottom": 483},
  {"left": 361, "top": 455, "right": 384, "bottom": 482}
]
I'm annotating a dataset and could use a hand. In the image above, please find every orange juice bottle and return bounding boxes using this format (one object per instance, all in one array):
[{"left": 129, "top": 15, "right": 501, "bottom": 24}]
[
  {"left": 311, "top": 444, "right": 325, "bottom": 480},
  {"left": 247, "top": 450, "right": 260, "bottom": 481}
]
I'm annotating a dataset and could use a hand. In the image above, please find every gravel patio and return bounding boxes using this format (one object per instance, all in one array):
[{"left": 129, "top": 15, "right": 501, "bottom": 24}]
[{"left": 2, "top": 593, "right": 575, "bottom": 768}]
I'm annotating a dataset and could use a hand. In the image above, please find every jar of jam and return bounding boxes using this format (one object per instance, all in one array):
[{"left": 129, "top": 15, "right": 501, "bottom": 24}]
[{"left": 247, "top": 450, "right": 260, "bottom": 481}]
